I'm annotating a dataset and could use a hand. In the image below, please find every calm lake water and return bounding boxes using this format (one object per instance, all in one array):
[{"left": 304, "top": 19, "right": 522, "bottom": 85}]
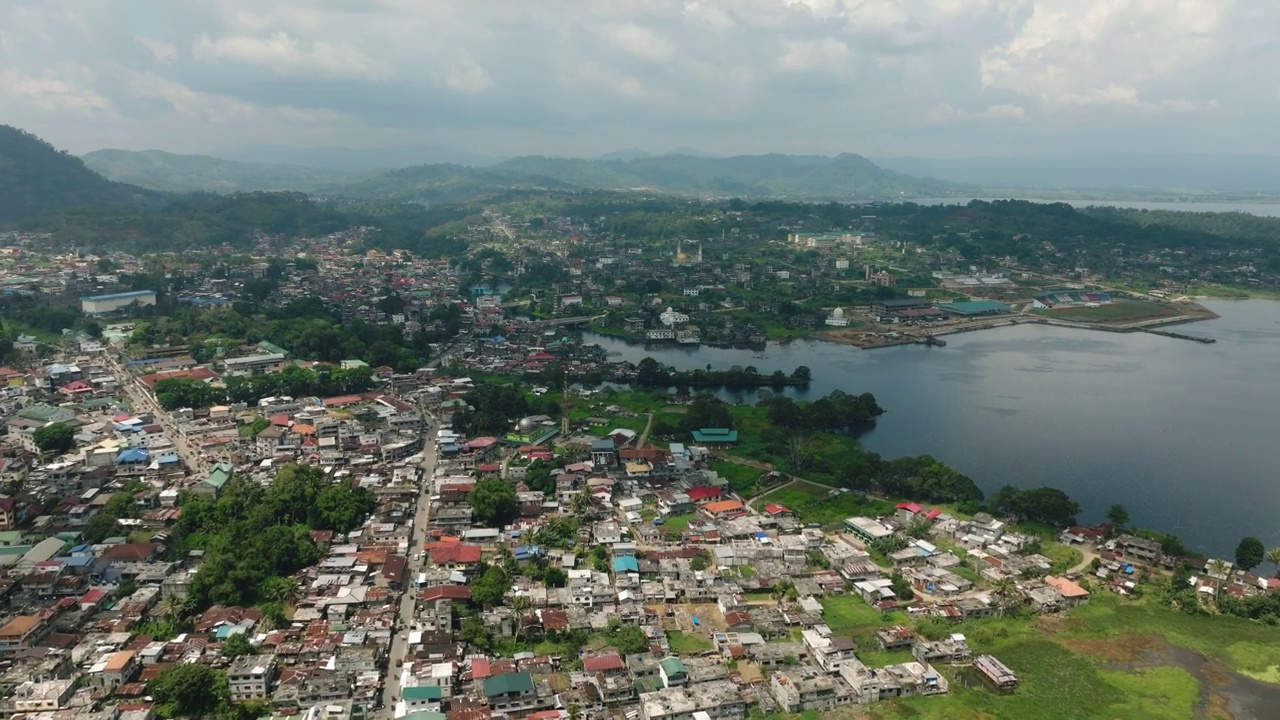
[
  {"left": 587, "top": 300, "right": 1280, "bottom": 557},
  {"left": 909, "top": 198, "right": 1280, "bottom": 217}
]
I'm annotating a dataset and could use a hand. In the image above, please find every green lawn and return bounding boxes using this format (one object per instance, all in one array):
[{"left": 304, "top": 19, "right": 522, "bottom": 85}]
[
  {"left": 1040, "top": 542, "right": 1084, "bottom": 574},
  {"left": 708, "top": 461, "right": 764, "bottom": 496},
  {"left": 662, "top": 513, "right": 697, "bottom": 532},
  {"left": 753, "top": 482, "right": 894, "bottom": 528},
  {"left": 821, "top": 595, "right": 909, "bottom": 636},
  {"left": 667, "top": 630, "right": 714, "bottom": 654},
  {"left": 1033, "top": 299, "right": 1179, "bottom": 324}
]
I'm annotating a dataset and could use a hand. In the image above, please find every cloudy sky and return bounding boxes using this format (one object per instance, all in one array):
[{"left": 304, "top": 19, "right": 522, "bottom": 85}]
[{"left": 2, "top": 0, "right": 1276, "bottom": 159}]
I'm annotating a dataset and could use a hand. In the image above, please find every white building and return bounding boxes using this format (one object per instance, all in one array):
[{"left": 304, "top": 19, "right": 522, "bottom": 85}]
[
  {"left": 659, "top": 307, "right": 690, "bottom": 326},
  {"left": 825, "top": 308, "right": 850, "bottom": 327},
  {"left": 80, "top": 290, "right": 157, "bottom": 316}
]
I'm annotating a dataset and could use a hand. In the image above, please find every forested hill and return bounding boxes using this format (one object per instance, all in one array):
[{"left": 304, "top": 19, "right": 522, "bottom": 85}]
[
  {"left": 82, "top": 149, "right": 358, "bottom": 193},
  {"left": 334, "top": 152, "right": 964, "bottom": 202},
  {"left": 0, "top": 126, "right": 158, "bottom": 222}
]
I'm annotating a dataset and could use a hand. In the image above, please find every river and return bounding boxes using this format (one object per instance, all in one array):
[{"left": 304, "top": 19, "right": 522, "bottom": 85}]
[{"left": 586, "top": 300, "right": 1280, "bottom": 557}]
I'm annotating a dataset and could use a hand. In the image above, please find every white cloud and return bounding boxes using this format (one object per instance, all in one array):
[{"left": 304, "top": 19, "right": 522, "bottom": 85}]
[
  {"left": 192, "top": 32, "right": 392, "bottom": 79},
  {"left": 605, "top": 23, "right": 677, "bottom": 63},
  {"left": 0, "top": 69, "right": 114, "bottom": 114},
  {"left": 136, "top": 37, "right": 178, "bottom": 64},
  {"left": 979, "top": 0, "right": 1228, "bottom": 112},
  {"left": 0, "top": 0, "right": 1275, "bottom": 156},
  {"left": 778, "top": 38, "right": 851, "bottom": 72}
]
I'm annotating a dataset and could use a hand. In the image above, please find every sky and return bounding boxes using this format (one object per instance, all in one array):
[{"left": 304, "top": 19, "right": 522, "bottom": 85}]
[{"left": 2, "top": 0, "right": 1277, "bottom": 159}]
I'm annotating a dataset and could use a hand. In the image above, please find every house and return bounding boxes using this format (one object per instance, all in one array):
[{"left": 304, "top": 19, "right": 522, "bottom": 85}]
[
  {"left": 402, "top": 685, "right": 444, "bottom": 713},
  {"left": 1112, "top": 534, "right": 1161, "bottom": 564},
  {"left": 769, "top": 669, "right": 856, "bottom": 712},
  {"left": 912, "top": 634, "right": 971, "bottom": 664},
  {"left": 702, "top": 500, "right": 744, "bottom": 519},
  {"left": 639, "top": 680, "right": 746, "bottom": 720},
  {"left": 690, "top": 428, "right": 737, "bottom": 447},
  {"left": 88, "top": 650, "right": 139, "bottom": 691},
  {"left": 844, "top": 517, "right": 895, "bottom": 544},
  {"left": 590, "top": 439, "right": 617, "bottom": 468},
  {"left": 228, "top": 654, "right": 277, "bottom": 701},
  {"left": 658, "top": 657, "right": 688, "bottom": 688},
  {"left": 482, "top": 672, "right": 538, "bottom": 714},
  {"left": 192, "top": 463, "right": 234, "bottom": 498},
  {"left": 973, "top": 655, "right": 1019, "bottom": 692},
  {"left": 1044, "top": 575, "right": 1090, "bottom": 607}
]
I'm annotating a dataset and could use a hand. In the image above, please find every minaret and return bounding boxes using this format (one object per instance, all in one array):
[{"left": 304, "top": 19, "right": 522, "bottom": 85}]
[
  {"left": 561, "top": 367, "right": 570, "bottom": 436},
  {"left": 676, "top": 238, "right": 682, "bottom": 259},
  {"left": 697, "top": 242, "right": 703, "bottom": 263}
]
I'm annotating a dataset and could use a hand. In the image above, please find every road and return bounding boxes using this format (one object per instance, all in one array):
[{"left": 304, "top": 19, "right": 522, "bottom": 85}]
[
  {"left": 105, "top": 353, "right": 205, "bottom": 475},
  {"left": 381, "top": 423, "right": 437, "bottom": 714}
]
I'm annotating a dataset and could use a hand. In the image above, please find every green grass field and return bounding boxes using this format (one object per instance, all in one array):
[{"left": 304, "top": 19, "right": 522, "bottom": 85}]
[
  {"left": 667, "top": 630, "right": 714, "bottom": 654},
  {"left": 1034, "top": 299, "right": 1180, "bottom": 324},
  {"left": 811, "top": 591, "right": 1280, "bottom": 720},
  {"left": 752, "top": 482, "right": 894, "bottom": 528}
]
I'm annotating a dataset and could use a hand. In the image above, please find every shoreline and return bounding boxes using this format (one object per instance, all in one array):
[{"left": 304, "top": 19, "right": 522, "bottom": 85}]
[{"left": 816, "top": 303, "right": 1222, "bottom": 349}]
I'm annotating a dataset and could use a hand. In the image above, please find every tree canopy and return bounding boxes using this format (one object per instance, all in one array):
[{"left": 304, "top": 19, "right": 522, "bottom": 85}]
[
  {"left": 468, "top": 479, "right": 519, "bottom": 527},
  {"left": 1236, "top": 537, "right": 1266, "bottom": 572},
  {"left": 32, "top": 422, "right": 75, "bottom": 454}
]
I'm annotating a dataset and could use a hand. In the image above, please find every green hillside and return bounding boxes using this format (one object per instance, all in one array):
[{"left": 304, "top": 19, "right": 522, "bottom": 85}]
[
  {"left": 0, "top": 126, "right": 156, "bottom": 222},
  {"left": 82, "top": 149, "right": 357, "bottom": 193},
  {"left": 336, "top": 152, "right": 964, "bottom": 202}
]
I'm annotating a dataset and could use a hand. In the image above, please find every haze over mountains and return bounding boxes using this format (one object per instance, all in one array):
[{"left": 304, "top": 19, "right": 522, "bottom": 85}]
[{"left": 874, "top": 155, "right": 1280, "bottom": 195}]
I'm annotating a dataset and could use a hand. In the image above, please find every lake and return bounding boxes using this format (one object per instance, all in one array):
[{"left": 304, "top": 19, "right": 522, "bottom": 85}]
[
  {"left": 909, "top": 198, "right": 1280, "bottom": 217},
  {"left": 587, "top": 300, "right": 1280, "bottom": 557}
]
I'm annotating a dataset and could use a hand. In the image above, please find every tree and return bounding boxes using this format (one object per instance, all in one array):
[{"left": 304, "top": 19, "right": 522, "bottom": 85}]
[
  {"left": 221, "top": 631, "right": 255, "bottom": 659},
  {"left": 468, "top": 479, "right": 519, "bottom": 527},
  {"left": 461, "top": 616, "right": 491, "bottom": 650},
  {"left": 470, "top": 565, "right": 509, "bottom": 608},
  {"left": 157, "top": 592, "right": 190, "bottom": 627},
  {"left": 149, "top": 662, "right": 228, "bottom": 718},
  {"left": 609, "top": 625, "right": 649, "bottom": 655},
  {"left": 33, "top": 422, "right": 75, "bottom": 455},
  {"left": 1105, "top": 504, "right": 1130, "bottom": 529},
  {"left": 991, "top": 577, "right": 1018, "bottom": 613},
  {"left": 1267, "top": 547, "right": 1280, "bottom": 578},
  {"left": 1235, "top": 537, "right": 1266, "bottom": 572},
  {"left": 888, "top": 572, "right": 915, "bottom": 601},
  {"left": 1207, "top": 558, "right": 1231, "bottom": 608}
]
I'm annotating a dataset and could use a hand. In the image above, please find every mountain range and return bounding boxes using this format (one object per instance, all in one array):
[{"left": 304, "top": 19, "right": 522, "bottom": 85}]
[
  {"left": 79, "top": 144, "right": 961, "bottom": 202},
  {"left": 0, "top": 126, "right": 157, "bottom": 223},
  {"left": 82, "top": 149, "right": 362, "bottom": 194}
]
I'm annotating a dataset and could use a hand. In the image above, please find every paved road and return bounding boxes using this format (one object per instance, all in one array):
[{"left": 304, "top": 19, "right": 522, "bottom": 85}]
[
  {"left": 381, "top": 424, "right": 437, "bottom": 714},
  {"left": 106, "top": 354, "right": 205, "bottom": 475}
]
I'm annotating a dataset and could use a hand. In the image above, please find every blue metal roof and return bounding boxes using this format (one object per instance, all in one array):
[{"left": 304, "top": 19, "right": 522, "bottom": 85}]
[
  {"left": 80, "top": 290, "right": 156, "bottom": 302},
  {"left": 114, "top": 448, "right": 149, "bottom": 463}
]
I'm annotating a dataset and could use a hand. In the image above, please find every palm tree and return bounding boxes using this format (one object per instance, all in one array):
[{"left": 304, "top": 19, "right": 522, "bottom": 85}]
[
  {"left": 992, "top": 577, "right": 1017, "bottom": 614},
  {"left": 571, "top": 489, "right": 591, "bottom": 517},
  {"left": 264, "top": 577, "right": 301, "bottom": 608},
  {"left": 1266, "top": 547, "right": 1280, "bottom": 578},
  {"left": 1207, "top": 559, "right": 1231, "bottom": 607},
  {"left": 158, "top": 592, "right": 189, "bottom": 626},
  {"left": 510, "top": 595, "right": 530, "bottom": 641}
]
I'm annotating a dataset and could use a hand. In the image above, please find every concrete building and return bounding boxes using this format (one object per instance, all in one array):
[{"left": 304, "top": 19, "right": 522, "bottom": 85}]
[
  {"left": 81, "top": 290, "right": 157, "bottom": 316},
  {"left": 228, "top": 654, "right": 278, "bottom": 701}
]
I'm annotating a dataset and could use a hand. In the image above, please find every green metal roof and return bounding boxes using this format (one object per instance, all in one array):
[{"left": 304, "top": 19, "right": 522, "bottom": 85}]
[
  {"left": 691, "top": 428, "right": 738, "bottom": 443},
  {"left": 936, "top": 300, "right": 1011, "bottom": 315},
  {"left": 483, "top": 671, "right": 534, "bottom": 697},
  {"left": 659, "top": 657, "right": 687, "bottom": 677},
  {"left": 201, "top": 462, "right": 234, "bottom": 489},
  {"left": 402, "top": 686, "right": 443, "bottom": 701}
]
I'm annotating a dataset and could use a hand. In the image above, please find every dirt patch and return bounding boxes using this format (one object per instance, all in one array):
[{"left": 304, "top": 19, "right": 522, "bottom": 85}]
[
  {"left": 1059, "top": 632, "right": 1161, "bottom": 663},
  {"left": 1202, "top": 693, "right": 1236, "bottom": 720}
]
